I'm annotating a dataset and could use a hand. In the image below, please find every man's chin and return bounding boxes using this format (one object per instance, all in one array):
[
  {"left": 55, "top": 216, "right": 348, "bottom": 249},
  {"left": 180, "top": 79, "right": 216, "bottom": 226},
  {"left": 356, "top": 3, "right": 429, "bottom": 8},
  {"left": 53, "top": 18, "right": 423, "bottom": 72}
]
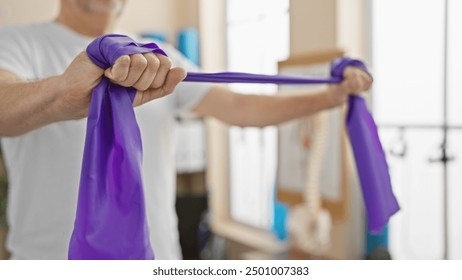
[{"left": 73, "top": 0, "right": 125, "bottom": 16}]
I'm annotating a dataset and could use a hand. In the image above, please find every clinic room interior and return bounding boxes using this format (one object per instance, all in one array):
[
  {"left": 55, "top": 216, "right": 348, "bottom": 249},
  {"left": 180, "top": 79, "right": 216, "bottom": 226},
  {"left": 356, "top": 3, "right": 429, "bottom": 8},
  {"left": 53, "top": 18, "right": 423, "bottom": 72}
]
[{"left": 0, "top": 0, "right": 460, "bottom": 260}]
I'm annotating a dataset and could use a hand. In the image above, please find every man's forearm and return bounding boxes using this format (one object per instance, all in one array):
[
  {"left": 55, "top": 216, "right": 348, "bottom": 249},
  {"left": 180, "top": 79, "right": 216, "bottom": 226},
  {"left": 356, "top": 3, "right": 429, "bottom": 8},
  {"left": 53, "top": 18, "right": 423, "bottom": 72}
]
[
  {"left": 232, "top": 90, "right": 335, "bottom": 127},
  {"left": 194, "top": 86, "right": 336, "bottom": 128},
  {"left": 0, "top": 76, "right": 63, "bottom": 136}
]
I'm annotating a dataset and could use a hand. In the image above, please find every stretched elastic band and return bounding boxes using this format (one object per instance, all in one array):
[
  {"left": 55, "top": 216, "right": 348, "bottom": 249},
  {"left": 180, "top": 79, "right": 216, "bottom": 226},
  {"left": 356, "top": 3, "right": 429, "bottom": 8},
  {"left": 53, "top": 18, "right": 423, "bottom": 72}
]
[
  {"left": 184, "top": 72, "right": 342, "bottom": 84},
  {"left": 182, "top": 57, "right": 370, "bottom": 85}
]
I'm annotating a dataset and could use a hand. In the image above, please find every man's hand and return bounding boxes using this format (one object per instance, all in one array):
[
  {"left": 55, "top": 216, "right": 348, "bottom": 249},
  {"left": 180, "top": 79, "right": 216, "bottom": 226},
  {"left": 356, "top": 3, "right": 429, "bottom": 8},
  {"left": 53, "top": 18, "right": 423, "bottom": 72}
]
[
  {"left": 104, "top": 52, "right": 186, "bottom": 107},
  {"left": 58, "top": 51, "right": 186, "bottom": 120},
  {"left": 326, "top": 66, "right": 373, "bottom": 107}
]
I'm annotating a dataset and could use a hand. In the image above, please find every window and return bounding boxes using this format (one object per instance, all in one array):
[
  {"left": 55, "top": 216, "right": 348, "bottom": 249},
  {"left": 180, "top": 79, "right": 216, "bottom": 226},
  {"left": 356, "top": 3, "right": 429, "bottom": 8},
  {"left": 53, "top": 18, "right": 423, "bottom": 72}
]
[{"left": 371, "top": 0, "right": 462, "bottom": 259}]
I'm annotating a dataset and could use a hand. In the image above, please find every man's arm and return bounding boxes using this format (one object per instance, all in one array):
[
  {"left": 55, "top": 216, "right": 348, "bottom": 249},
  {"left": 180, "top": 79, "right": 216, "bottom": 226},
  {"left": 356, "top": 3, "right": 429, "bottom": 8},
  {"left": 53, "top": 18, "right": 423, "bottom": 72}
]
[
  {"left": 0, "top": 71, "right": 66, "bottom": 136},
  {"left": 193, "top": 67, "right": 372, "bottom": 127},
  {"left": 0, "top": 52, "right": 186, "bottom": 137}
]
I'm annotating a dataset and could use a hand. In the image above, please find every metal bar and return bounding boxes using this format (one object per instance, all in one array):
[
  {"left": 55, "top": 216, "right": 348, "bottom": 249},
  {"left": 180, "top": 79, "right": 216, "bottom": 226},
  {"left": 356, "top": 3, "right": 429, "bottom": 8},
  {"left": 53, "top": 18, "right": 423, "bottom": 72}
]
[
  {"left": 442, "top": 0, "right": 450, "bottom": 260},
  {"left": 378, "top": 124, "right": 462, "bottom": 130}
]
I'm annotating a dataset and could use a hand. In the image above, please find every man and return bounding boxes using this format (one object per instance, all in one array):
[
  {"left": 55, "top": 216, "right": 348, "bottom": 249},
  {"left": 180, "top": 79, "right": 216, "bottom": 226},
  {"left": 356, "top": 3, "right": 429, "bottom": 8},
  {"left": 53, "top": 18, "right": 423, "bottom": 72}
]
[{"left": 0, "top": 0, "right": 372, "bottom": 259}]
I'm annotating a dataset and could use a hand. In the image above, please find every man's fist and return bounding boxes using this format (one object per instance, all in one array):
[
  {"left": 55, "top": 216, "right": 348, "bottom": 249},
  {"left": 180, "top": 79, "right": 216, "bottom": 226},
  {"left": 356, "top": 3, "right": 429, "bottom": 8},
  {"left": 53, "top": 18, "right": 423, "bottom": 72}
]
[
  {"left": 58, "top": 51, "right": 186, "bottom": 120},
  {"left": 326, "top": 66, "right": 373, "bottom": 107}
]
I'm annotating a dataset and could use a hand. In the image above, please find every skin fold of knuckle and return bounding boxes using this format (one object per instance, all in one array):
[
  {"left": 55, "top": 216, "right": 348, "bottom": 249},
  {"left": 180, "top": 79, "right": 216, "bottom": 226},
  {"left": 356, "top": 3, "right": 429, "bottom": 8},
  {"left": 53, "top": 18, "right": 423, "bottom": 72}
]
[{"left": 132, "top": 56, "right": 148, "bottom": 71}]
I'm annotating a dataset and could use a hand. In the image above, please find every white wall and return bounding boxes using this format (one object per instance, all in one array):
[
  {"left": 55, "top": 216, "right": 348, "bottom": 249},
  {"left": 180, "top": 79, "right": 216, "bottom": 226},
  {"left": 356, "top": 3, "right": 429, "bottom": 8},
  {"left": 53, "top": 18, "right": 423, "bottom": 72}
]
[
  {"left": 0, "top": 0, "right": 199, "bottom": 44},
  {"left": 0, "top": 0, "right": 59, "bottom": 25}
]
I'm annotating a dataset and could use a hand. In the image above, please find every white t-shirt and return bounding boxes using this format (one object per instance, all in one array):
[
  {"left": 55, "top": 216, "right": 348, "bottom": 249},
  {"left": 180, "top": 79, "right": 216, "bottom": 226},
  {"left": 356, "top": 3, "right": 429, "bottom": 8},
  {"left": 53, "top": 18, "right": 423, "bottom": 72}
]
[{"left": 0, "top": 22, "right": 212, "bottom": 260}]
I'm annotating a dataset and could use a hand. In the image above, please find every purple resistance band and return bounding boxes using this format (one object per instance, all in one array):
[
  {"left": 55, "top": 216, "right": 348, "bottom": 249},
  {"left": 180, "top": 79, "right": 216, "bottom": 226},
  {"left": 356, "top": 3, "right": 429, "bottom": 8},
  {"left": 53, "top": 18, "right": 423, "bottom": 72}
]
[
  {"left": 69, "top": 34, "right": 160, "bottom": 260},
  {"left": 70, "top": 34, "right": 399, "bottom": 260},
  {"left": 184, "top": 71, "right": 342, "bottom": 84}
]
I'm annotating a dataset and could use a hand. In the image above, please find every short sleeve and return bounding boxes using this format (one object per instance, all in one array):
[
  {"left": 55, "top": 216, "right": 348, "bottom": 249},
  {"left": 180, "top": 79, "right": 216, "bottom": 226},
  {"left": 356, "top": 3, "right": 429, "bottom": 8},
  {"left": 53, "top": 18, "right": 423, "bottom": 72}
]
[{"left": 0, "top": 26, "right": 34, "bottom": 80}]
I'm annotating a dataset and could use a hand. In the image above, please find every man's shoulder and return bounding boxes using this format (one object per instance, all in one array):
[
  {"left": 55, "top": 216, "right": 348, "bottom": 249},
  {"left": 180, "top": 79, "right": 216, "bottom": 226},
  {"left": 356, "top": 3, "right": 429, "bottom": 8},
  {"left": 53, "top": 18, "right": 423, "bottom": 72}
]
[
  {"left": 0, "top": 24, "right": 27, "bottom": 39},
  {"left": 0, "top": 22, "right": 54, "bottom": 42}
]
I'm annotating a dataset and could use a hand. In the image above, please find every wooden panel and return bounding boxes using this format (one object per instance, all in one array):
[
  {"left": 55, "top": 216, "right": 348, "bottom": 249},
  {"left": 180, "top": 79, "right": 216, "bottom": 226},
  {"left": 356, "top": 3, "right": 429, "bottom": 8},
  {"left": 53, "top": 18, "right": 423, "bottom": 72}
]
[
  {"left": 290, "top": 0, "right": 337, "bottom": 55},
  {"left": 277, "top": 49, "right": 349, "bottom": 222},
  {"left": 208, "top": 48, "right": 351, "bottom": 257},
  {"left": 278, "top": 49, "right": 344, "bottom": 68}
]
